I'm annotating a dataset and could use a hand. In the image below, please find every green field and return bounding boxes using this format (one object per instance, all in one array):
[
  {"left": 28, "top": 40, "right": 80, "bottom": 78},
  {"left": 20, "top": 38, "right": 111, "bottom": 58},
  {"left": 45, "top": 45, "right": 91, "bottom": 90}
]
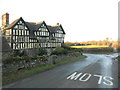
[{"left": 70, "top": 45, "right": 108, "bottom": 48}]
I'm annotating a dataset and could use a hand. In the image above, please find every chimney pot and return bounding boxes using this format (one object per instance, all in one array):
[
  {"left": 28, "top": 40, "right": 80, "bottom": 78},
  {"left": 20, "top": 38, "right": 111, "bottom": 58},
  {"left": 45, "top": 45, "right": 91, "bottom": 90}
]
[{"left": 57, "top": 23, "right": 59, "bottom": 25}]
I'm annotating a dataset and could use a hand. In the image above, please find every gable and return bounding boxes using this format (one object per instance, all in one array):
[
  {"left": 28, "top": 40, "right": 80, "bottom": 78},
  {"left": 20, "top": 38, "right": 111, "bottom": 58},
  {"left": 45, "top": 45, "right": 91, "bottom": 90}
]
[
  {"left": 48, "top": 25, "right": 65, "bottom": 34},
  {"left": 4, "top": 17, "right": 29, "bottom": 30},
  {"left": 38, "top": 23, "right": 48, "bottom": 32},
  {"left": 35, "top": 21, "right": 50, "bottom": 33},
  {"left": 60, "top": 25, "right": 65, "bottom": 34},
  {"left": 13, "top": 19, "right": 28, "bottom": 30}
]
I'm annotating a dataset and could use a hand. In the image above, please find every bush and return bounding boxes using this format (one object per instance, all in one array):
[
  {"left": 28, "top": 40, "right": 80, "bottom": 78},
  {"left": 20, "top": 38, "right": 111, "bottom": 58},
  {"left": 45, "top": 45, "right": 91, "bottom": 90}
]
[
  {"left": 68, "top": 48, "right": 83, "bottom": 53},
  {"left": 13, "top": 50, "right": 28, "bottom": 57},
  {"left": 3, "top": 56, "right": 31, "bottom": 64},
  {"left": 38, "top": 48, "right": 47, "bottom": 56},
  {"left": 37, "top": 56, "right": 45, "bottom": 60},
  {"left": 62, "top": 44, "right": 71, "bottom": 50},
  {"left": 3, "top": 56, "right": 21, "bottom": 64},
  {"left": 62, "top": 44, "right": 83, "bottom": 53},
  {"left": 51, "top": 46, "right": 68, "bottom": 55},
  {"left": 13, "top": 50, "right": 21, "bottom": 57},
  {"left": 19, "top": 50, "right": 28, "bottom": 57}
]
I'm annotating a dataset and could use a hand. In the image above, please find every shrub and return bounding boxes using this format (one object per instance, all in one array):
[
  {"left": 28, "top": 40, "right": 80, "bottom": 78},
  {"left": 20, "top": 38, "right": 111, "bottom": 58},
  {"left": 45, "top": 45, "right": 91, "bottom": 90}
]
[
  {"left": 37, "top": 56, "right": 45, "bottom": 59},
  {"left": 62, "top": 44, "right": 71, "bottom": 50},
  {"left": 62, "top": 44, "right": 83, "bottom": 53},
  {"left": 3, "top": 56, "right": 21, "bottom": 64},
  {"left": 69, "top": 48, "right": 83, "bottom": 53},
  {"left": 13, "top": 50, "right": 28, "bottom": 57},
  {"left": 21, "top": 56, "right": 31, "bottom": 62},
  {"left": 51, "top": 46, "right": 68, "bottom": 55},
  {"left": 3, "top": 56, "right": 31, "bottom": 64},
  {"left": 19, "top": 50, "right": 28, "bottom": 57},
  {"left": 13, "top": 50, "right": 21, "bottom": 57},
  {"left": 38, "top": 48, "right": 47, "bottom": 56}
]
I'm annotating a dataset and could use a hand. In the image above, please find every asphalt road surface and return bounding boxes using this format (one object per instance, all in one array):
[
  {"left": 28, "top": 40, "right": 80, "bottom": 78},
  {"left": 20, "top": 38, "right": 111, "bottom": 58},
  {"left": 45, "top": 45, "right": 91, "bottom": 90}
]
[{"left": 3, "top": 53, "right": 118, "bottom": 88}]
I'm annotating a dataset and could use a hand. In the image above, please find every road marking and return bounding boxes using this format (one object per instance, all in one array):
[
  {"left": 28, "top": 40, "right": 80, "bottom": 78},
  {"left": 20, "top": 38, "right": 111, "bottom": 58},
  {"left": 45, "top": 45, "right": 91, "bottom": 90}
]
[
  {"left": 67, "top": 72, "right": 82, "bottom": 80},
  {"left": 67, "top": 72, "right": 113, "bottom": 86},
  {"left": 79, "top": 73, "right": 91, "bottom": 82},
  {"left": 94, "top": 74, "right": 103, "bottom": 84},
  {"left": 103, "top": 76, "right": 113, "bottom": 86}
]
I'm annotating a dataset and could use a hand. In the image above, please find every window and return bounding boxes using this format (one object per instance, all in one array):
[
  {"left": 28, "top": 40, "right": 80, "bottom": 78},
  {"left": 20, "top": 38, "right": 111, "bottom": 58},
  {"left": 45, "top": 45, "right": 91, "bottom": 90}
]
[
  {"left": 42, "top": 32, "right": 44, "bottom": 36},
  {"left": 16, "top": 30, "right": 18, "bottom": 35},
  {"left": 13, "top": 36, "right": 15, "bottom": 41},
  {"left": 28, "top": 37, "right": 29, "bottom": 42},
  {"left": 18, "top": 36, "right": 24, "bottom": 42},
  {"left": 13, "top": 30, "right": 16, "bottom": 35},
  {"left": 27, "top": 31, "right": 29, "bottom": 35},
  {"left": 45, "top": 32, "right": 47, "bottom": 36},
  {"left": 25, "top": 37, "right": 27, "bottom": 42},
  {"left": 27, "top": 43, "right": 30, "bottom": 48},
  {"left": 19, "top": 30, "right": 21, "bottom": 35},
  {"left": 24, "top": 30, "right": 26, "bottom": 35},
  {"left": 30, "top": 43, "right": 32, "bottom": 48},
  {"left": 22, "top": 30, "right": 24, "bottom": 35},
  {"left": 21, "top": 30, "right": 23, "bottom": 35},
  {"left": 23, "top": 43, "right": 25, "bottom": 48},
  {"left": 13, "top": 43, "right": 15, "bottom": 49},
  {"left": 25, "top": 43, "right": 27, "bottom": 48},
  {"left": 15, "top": 36, "right": 17, "bottom": 42},
  {"left": 37, "top": 32, "right": 39, "bottom": 35},
  {"left": 40, "top": 32, "right": 42, "bottom": 35},
  {"left": 35, "top": 32, "right": 37, "bottom": 35},
  {"left": 19, "top": 25, "right": 24, "bottom": 29},
  {"left": 47, "top": 32, "right": 49, "bottom": 36}
]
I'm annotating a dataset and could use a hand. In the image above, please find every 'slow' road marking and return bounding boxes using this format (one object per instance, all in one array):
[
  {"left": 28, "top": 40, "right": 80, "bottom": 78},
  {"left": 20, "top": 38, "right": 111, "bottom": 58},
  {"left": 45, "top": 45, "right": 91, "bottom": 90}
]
[{"left": 67, "top": 72, "right": 113, "bottom": 86}]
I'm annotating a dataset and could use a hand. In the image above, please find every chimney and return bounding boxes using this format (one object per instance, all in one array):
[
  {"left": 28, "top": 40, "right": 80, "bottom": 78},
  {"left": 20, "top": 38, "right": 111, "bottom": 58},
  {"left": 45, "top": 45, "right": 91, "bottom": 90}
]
[
  {"left": 2, "top": 13, "right": 9, "bottom": 27},
  {"left": 57, "top": 23, "right": 59, "bottom": 25}
]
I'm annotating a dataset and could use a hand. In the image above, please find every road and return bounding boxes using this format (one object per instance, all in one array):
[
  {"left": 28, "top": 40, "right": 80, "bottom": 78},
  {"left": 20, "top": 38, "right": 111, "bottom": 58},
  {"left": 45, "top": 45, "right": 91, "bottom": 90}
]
[{"left": 3, "top": 53, "right": 118, "bottom": 88}]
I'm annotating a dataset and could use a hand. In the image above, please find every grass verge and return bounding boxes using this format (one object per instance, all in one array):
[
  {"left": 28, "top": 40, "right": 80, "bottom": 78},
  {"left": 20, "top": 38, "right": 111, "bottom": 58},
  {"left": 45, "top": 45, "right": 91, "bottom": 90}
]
[{"left": 3, "top": 55, "right": 86, "bottom": 85}]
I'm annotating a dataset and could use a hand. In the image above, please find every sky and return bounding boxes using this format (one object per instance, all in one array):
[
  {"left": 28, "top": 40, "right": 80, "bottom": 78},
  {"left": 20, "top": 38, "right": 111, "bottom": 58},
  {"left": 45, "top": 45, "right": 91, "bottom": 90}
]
[{"left": 0, "top": 0, "right": 119, "bottom": 42}]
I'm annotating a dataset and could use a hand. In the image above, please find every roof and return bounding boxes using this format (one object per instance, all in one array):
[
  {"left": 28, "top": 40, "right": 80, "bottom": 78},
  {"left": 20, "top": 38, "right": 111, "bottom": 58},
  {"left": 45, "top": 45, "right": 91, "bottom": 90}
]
[
  {"left": 47, "top": 26, "right": 58, "bottom": 33},
  {"left": 47, "top": 24, "right": 65, "bottom": 34},
  {"left": 25, "top": 21, "right": 44, "bottom": 39},
  {"left": 4, "top": 17, "right": 44, "bottom": 31},
  {"left": 4, "top": 17, "right": 21, "bottom": 30},
  {"left": 3, "top": 17, "right": 65, "bottom": 38},
  {"left": 25, "top": 21, "right": 44, "bottom": 31}
]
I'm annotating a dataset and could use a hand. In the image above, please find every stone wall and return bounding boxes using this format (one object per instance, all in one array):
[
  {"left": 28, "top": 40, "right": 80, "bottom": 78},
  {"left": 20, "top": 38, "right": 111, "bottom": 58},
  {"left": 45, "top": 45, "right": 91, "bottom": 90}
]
[
  {"left": 2, "top": 52, "right": 82, "bottom": 76},
  {"left": 48, "top": 52, "right": 82, "bottom": 64}
]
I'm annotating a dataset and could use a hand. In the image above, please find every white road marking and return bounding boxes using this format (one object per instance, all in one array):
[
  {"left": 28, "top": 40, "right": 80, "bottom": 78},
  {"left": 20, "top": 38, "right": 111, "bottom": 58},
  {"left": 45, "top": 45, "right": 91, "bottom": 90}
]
[
  {"left": 79, "top": 73, "right": 91, "bottom": 82},
  {"left": 67, "top": 72, "right": 114, "bottom": 86},
  {"left": 94, "top": 74, "right": 103, "bottom": 84},
  {"left": 103, "top": 76, "right": 113, "bottom": 86}
]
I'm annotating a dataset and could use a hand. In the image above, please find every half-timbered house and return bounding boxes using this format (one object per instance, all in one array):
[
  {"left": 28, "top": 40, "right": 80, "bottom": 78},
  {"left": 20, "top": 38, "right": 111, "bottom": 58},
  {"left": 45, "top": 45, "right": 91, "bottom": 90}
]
[{"left": 1, "top": 13, "right": 65, "bottom": 50}]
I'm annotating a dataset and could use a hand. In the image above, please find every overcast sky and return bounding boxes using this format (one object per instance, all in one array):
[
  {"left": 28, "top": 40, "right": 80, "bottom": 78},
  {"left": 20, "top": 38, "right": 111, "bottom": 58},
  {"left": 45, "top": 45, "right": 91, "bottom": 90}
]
[{"left": 0, "top": 0, "right": 119, "bottom": 42}]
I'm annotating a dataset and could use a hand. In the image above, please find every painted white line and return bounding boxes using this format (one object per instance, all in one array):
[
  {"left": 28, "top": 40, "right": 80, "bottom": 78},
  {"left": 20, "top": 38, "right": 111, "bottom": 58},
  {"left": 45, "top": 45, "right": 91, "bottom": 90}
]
[{"left": 67, "top": 72, "right": 114, "bottom": 86}]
